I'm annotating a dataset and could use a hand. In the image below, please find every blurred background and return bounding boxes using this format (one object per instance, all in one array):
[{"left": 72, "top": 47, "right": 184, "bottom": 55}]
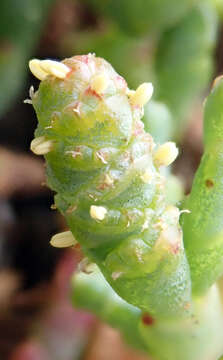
[{"left": 0, "top": 0, "right": 223, "bottom": 359}]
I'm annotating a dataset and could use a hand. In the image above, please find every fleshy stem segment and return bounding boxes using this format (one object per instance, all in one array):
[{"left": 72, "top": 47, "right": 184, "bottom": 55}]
[{"left": 29, "top": 54, "right": 191, "bottom": 320}]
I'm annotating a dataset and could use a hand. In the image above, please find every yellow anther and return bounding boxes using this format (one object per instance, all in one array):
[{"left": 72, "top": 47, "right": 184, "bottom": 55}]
[
  {"left": 154, "top": 142, "right": 178, "bottom": 167},
  {"left": 50, "top": 231, "right": 77, "bottom": 248},
  {"left": 29, "top": 59, "right": 48, "bottom": 81},
  {"left": 29, "top": 59, "right": 70, "bottom": 80},
  {"left": 39, "top": 60, "right": 70, "bottom": 79},
  {"left": 30, "top": 136, "right": 54, "bottom": 155},
  {"left": 140, "top": 169, "right": 153, "bottom": 184},
  {"left": 129, "top": 82, "right": 153, "bottom": 107},
  {"left": 91, "top": 73, "right": 109, "bottom": 94},
  {"left": 90, "top": 205, "right": 107, "bottom": 221}
]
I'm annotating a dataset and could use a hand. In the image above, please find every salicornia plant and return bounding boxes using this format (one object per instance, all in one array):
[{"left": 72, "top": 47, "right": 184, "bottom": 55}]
[{"left": 27, "top": 54, "right": 223, "bottom": 360}]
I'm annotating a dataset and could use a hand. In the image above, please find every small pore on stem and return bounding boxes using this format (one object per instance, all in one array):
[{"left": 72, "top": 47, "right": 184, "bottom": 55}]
[{"left": 142, "top": 313, "right": 155, "bottom": 326}]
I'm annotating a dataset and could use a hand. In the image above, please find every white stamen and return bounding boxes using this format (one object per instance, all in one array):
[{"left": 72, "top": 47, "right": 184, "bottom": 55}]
[
  {"left": 129, "top": 82, "right": 153, "bottom": 107},
  {"left": 30, "top": 136, "right": 54, "bottom": 155},
  {"left": 154, "top": 142, "right": 178, "bottom": 166},
  {"left": 73, "top": 108, "right": 81, "bottom": 115},
  {"left": 96, "top": 151, "right": 108, "bottom": 164},
  {"left": 29, "top": 58, "right": 70, "bottom": 80},
  {"left": 39, "top": 59, "right": 70, "bottom": 79},
  {"left": 90, "top": 205, "right": 107, "bottom": 221},
  {"left": 65, "top": 150, "right": 82, "bottom": 158},
  {"left": 29, "top": 85, "right": 35, "bottom": 99},
  {"left": 23, "top": 99, "right": 32, "bottom": 104},
  {"left": 50, "top": 231, "right": 77, "bottom": 248},
  {"left": 180, "top": 209, "right": 191, "bottom": 215}
]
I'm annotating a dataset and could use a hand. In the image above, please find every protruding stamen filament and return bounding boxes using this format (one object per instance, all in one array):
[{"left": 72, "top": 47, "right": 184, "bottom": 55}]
[
  {"left": 91, "top": 73, "right": 109, "bottom": 94},
  {"left": 129, "top": 82, "right": 153, "bottom": 107},
  {"left": 30, "top": 136, "right": 54, "bottom": 155},
  {"left": 154, "top": 142, "right": 178, "bottom": 166},
  {"left": 50, "top": 231, "right": 77, "bottom": 248},
  {"left": 29, "top": 85, "right": 35, "bottom": 98},
  {"left": 90, "top": 205, "right": 107, "bottom": 221},
  {"left": 29, "top": 59, "right": 70, "bottom": 80}
]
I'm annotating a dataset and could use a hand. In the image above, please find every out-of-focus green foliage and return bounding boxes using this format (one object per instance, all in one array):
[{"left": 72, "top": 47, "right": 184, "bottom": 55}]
[
  {"left": 0, "top": 0, "right": 54, "bottom": 117},
  {"left": 155, "top": 1, "right": 218, "bottom": 136},
  {"left": 143, "top": 100, "right": 174, "bottom": 144},
  {"left": 85, "top": 0, "right": 198, "bottom": 35},
  {"left": 63, "top": 0, "right": 218, "bottom": 140},
  {"left": 212, "top": 0, "right": 223, "bottom": 19}
]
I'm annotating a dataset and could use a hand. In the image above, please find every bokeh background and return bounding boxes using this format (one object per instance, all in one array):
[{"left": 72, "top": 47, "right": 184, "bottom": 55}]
[{"left": 1, "top": 0, "right": 223, "bottom": 359}]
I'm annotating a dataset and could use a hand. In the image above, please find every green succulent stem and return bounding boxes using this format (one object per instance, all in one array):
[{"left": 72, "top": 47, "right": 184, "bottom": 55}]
[
  {"left": 183, "top": 78, "right": 223, "bottom": 295},
  {"left": 29, "top": 54, "right": 223, "bottom": 360}
]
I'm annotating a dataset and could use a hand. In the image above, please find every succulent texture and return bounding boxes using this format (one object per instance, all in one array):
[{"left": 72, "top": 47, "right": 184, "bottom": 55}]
[{"left": 30, "top": 54, "right": 191, "bottom": 319}]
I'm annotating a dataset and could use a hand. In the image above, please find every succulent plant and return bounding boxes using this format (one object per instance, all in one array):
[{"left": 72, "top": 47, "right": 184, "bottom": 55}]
[{"left": 28, "top": 54, "right": 223, "bottom": 360}]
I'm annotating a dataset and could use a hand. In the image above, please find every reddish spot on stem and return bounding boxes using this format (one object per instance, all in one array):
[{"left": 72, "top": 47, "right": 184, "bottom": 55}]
[
  {"left": 205, "top": 179, "right": 214, "bottom": 188},
  {"left": 142, "top": 313, "right": 155, "bottom": 326}
]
